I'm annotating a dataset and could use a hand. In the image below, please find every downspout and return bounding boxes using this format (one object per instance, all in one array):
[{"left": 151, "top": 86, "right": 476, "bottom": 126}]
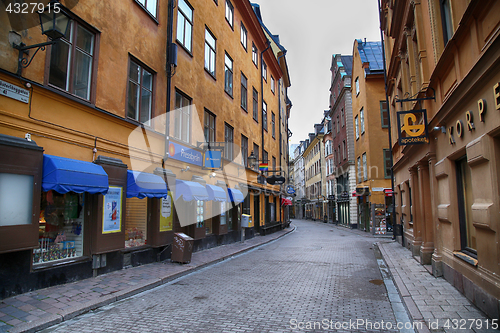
[
  {"left": 378, "top": 0, "right": 396, "bottom": 238},
  {"left": 260, "top": 40, "right": 271, "bottom": 164},
  {"left": 164, "top": 0, "right": 175, "bottom": 167},
  {"left": 277, "top": 50, "right": 287, "bottom": 222}
]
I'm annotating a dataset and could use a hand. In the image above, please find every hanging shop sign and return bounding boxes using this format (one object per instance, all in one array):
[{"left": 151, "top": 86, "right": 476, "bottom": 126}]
[
  {"left": 266, "top": 175, "right": 286, "bottom": 185},
  {"left": 286, "top": 185, "right": 295, "bottom": 194},
  {"left": 159, "top": 191, "right": 173, "bottom": 232},
  {"left": 168, "top": 141, "right": 203, "bottom": 166},
  {"left": 0, "top": 79, "right": 29, "bottom": 104},
  {"left": 396, "top": 109, "right": 429, "bottom": 145},
  {"left": 203, "top": 150, "right": 222, "bottom": 169},
  {"left": 102, "top": 186, "right": 123, "bottom": 234}
]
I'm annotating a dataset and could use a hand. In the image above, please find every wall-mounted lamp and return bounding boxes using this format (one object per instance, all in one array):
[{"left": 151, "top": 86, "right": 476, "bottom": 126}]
[
  {"left": 13, "top": 1, "right": 72, "bottom": 76},
  {"left": 181, "top": 166, "right": 190, "bottom": 172},
  {"left": 209, "top": 172, "right": 216, "bottom": 178},
  {"left": 433, "top": 126, "right": 446, "bottom": 133}
]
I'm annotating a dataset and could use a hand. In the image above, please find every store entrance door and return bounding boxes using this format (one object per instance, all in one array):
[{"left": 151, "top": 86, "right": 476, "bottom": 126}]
[{"left": 254, "top": 195, "right": 260, "bottom": 233}]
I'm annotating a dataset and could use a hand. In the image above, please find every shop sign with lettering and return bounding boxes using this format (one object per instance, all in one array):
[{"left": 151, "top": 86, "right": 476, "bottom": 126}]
[
  {"left": 168, "top": 141, "right": 203, "bottom": 166},
  {"left": 396, "top": 109, "right": 429, "bottom": 145}
]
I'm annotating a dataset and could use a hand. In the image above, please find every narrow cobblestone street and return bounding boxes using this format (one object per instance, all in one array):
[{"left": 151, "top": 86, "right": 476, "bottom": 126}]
[{"left": 41, "top": 220, "right": 399, "bottom": 333}]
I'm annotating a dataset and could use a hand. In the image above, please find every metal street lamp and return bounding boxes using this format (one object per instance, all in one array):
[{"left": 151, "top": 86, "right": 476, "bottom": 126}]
[{"left": 13, "top": 1, "right": 71, "bottom": 75}]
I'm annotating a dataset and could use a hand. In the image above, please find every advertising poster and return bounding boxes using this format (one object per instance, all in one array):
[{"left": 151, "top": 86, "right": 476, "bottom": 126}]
[
  {"left": 102, "top": 186, "right": 122, "bottom": 234},
  {"left": 160, "top": 192, "right": 173, "bottom": 232}
]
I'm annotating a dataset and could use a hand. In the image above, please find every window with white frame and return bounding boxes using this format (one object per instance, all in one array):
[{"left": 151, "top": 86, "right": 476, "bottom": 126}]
[
  {"left": 240, "top": 23, "right": 247, "bottom": 50},
  {"left": 204, "top": 28, "right": 216, "bottom": 77},
  {"left": 177, "top": 0, "right": 193, "bottom": 52},
  {"left": 136, "top": 0, "right": 157, "bottom": 17},
  {"left": 263, "top": 101, "right": 267, "bottom": 131},
  {"left": 224, "top": 123, "right": 234, "bottom": 160},
  {"left": 271, "top": 76, "right": 275, "bottom": 94},
  {"left": 357, "top": 156, "right": 362, "bottom": 182},
  {"left": 262, "top": 61, "right": 267, "bottom": 81},
  {"left": 127, "top": 59, "right": 153, "bottom": 126},
  {"left": 224, "top": 53, "right": 233, "bottom": 96},
  {"left": 174, "top": 91, "right": 191, "bottom": 143},
  {"left": 360, "top": 108, "right": 365, "bottom": 133},
  {"left": 241, "top": 73, "right": 247, "bottom": 110},
  {"left": 225, "top": 0, "right": 234, "bottom": 28},
  {"left": 355, "top": 77, "right": 360, "bottom": 95},
  {"left": 362, "top": 153, "right": 367, "bottom": 181},
  {"left": 252, "top": 43, "right": 258, "bottom": 67},
  {"left": 355, "top": 115, "right": 359, "bottom": 139}
]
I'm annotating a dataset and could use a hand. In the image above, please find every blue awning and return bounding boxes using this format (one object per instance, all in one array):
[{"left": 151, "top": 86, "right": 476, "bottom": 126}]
[
  {"left": 175, "top": 180, "right": 209, "bottom": 201},
  {"left": 127, "top": 170, "right": 168, "bottom": 199},
  {"left": 42, "top": 155, "right": 109, "bottom": 194},
  {"left": 227, "top": 188, "right": 244, "bottom": 204},
  {"left": 206, "top": 185, "right": 228, "bottom": 202}
]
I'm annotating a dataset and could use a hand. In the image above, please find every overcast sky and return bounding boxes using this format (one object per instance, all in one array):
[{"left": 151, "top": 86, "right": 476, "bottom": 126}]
[{"left": 251, "top": 0, "right": 382, "bottom": 146}]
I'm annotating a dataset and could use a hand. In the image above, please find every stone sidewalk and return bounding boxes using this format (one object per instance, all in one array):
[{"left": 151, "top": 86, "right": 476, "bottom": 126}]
[{"left": 0, "top": 227, "right": 294, "bottom": 333}]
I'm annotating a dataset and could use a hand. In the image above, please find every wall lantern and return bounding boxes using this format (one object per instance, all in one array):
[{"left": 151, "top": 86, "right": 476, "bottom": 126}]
[{"left": 13, "top": 0, "right": 71, "bottom": 75}]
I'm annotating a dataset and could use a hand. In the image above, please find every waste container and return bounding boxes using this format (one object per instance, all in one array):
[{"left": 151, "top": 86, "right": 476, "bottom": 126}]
[{"left": 171, "top": 232, "right": 194, "bottom": 264}]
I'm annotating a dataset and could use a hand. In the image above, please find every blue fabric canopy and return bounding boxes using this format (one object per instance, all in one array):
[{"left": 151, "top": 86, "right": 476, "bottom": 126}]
[
  {"left": 127, "top": 170, "right": 168, "bottom": 199},
  {"left": 175, "top": 180, "right": 209, "bottom": 201},
  {"left": 227, "top": 188, "right": 244, "bottom": 204},
  {"left": 42, "top": 155, "right": 109, "bottom": 194},
  {"left": 206, "top": 185, "right": 228, "bottom": 202}
]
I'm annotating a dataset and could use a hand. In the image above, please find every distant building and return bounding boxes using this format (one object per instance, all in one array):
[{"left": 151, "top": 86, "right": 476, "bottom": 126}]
[
  {"left": 303, "top": 127, "right": 325, "bottom": 221},
  {"left": 329, "top": 54, "right": 356, "bottom": 227},
  {"left": 351, "top": 39, "right": 391, "bottom": 232}
]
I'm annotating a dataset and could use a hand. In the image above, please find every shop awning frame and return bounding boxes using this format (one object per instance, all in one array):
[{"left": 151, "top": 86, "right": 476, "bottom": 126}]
[
  {"left": 126, "top": 170, "right": 169, "bottom": 199},
  {"left": 42, "top": 155, "right": 109, "bottom": 194},
  {"left": 175, "top": 179, "right": 209, "bottom": 201},
  {"left": 206, "top": 184, "right": 228, "bottom": 202},
  {"left": 227, "top": 188, "right": 244, "bottom": 204}
]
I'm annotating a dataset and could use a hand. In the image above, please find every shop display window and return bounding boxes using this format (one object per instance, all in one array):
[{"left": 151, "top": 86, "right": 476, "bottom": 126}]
[
  {"left": 220, "top": 202, "right": 226, "bottom": 225},
  {"left": 125, "top": 197, "right": 147, "bottom": 248},
  {"left": 33, "top": 191, "right": 84, "bottom": 264},
  {"left": 0, "top": 173, "right": 33, "bottom": 226},
  {"left": 196, "top": 200, "right": 204, "bottom": 228}
]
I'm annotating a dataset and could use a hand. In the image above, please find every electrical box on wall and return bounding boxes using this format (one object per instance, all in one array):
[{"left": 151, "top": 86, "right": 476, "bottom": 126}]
[{"left": 92, "top": 254, "right": 107, "bottom": 269}]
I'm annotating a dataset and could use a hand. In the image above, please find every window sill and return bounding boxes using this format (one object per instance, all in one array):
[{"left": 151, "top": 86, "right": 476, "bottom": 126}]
[
  {"left": 204, "top": 68, "right": 216, "bottom": 80},
  {"left": 241, "top": 106, "right": 248, "bottom": 113},
  {"left": 453, "top": 251, "right": 478, "bottom": 267},
  {"left": 224, "top": 90, "right": 234, "bottom": 99},
  {"left": 32, "top": 256, "right": 91, "bottom": 271},
  {"left": 133, "top": 0, "right": 159, "bottom": 24},
  {"left": 176, "top": 40, "right": 193, "bottom": 58}
]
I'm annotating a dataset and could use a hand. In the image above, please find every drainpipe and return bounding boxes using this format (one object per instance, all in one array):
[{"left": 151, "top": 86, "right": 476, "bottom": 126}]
[
  {"left": 164, "top": 0, "right": 175, "bottom": 166},
  {"left": 378, "top": 0, "right": 396, "bottom": 238},
  {"left": 260, "top": 40, "right": 271, "bottom": 163}
]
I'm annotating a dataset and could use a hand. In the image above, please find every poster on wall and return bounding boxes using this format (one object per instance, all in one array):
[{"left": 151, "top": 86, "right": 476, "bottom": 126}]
[
  {"left": 102, "top": 186, "right": 123, "bottom": 234},
  {"left": 160, "top": 192, "right": 174, "bottom": 232}
]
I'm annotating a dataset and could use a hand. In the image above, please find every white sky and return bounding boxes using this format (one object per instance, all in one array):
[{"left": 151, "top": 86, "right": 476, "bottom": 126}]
[{"left": 251, "top": 0, "right": 382, "bottom": 146}]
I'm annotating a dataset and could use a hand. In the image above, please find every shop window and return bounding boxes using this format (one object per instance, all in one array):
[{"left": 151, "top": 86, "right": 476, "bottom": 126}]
[
  {"left": 220, "top": 202, "right": 226, "bottom": 226},
  {"left": 125, "top": 197, "right": 147, "bottom": 248},
  {"left": 0, "top": 173, "right": 33, "bottom": 226},
  {"left": 196, "top": 200, "right": 204, "bottom": 228},
  {"left": 33, "top": 191, "right": 84, "bottom": 264},
  {"left": 456, "top": 157, "right": 476, "bottom": 255}
]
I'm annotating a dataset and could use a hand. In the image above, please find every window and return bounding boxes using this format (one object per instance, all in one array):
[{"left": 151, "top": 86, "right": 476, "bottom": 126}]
[
  {"left": 125, "top": 197, "right": 148, "bottom": 248},
  {"left": 362, "top": 153, "right": 367, "bottom": 181},
  {"left": 204, "top": 28, "right": 216, "bottom": 77},
  {"left": 253, "top": 88, "right": 258, "bottom": 121},
  {"left": 241, "top": 73, "right": 247, "bottom": 111},
  {"left": 383, "top": 149, "right": 391, "bottom": 178},
  {"left": 271, "top": 112, "right": 275, "bottom": 138},
  {"left": 204, "top": 109, "right": 216, "bottom": 143},
  {"left": 127, "top": 59, "right": 153, "bottom": 125},
  {"left": 456, "top": 156, "right": 476, "bottom": 255},
  {"left": 224, "top": 123, "right": 233, "bottom": 160},
  {"left": 252, "top": 43, "right": 258, "bottom": 67},
  {"left": 241, "top": 135, "right": 248, "bottom": 167},
  {"left": 380, "top": 101, "right": 389, "bottom": 128},
  {"left": 253, "top": 143, "right": 259, "bottom": 171},
  {"left": 440, "top": 0, "right": 453, "bottom": 45},
  {"left": 355, "top": 115, "right": 359, "bottom": 139},
  {"left": 176, "top": 0, "right": 193, "bottom": 53},
  {"left": 338, "top": 145, "right": 341, "bottom": 164},
  {"left": 341, "top": 108, "right": 345, "bottom": 127},
  {"left": 271, "top": 76, "right": 275, "bottom": 94},
  {"left": 224, "top": 53, "right": 233, "bottom": 96},
  {"left": 343, "top": 141, "right": 346, "bottom": 160},
  {"left": 136, "top": 0, "right": 157, "bottom": 17},
  {"left": 263, "top": 101, "right": 267, "bottom": 131},
  {"left": 174, "top": 91, "right": 191, "bottom": 143},
  {"left": 355, "top": 77, "right": 360, "bottom": 95},
  {"left": 360, "top": 108, "right": 365, "bottom": 133},
  {"left": 49, "top": 21, "right": 95, "bottom": 101},
  {"left": 262, "top": 61, "right": 267, "bottom": 81},
  {"left": 225, "top": 0, "right": 233, "bottom": 28},
  {"left": 357, "top": 156, "right": 362, "bottom": 182},
  {"left": 263, "top": 150, "right": 268, "bottom": 165},
  {"left": 272, "top": 156, "right": 276, "bottom": 171},
  {"left": 240, "top": 23, "right": 247, "bottom": 50},
  {"left": 337, "top": 116, "right": 340, "bottom": 133}
]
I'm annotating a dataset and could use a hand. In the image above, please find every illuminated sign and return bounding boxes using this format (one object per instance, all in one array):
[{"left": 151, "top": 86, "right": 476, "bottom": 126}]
[
  {"left": 396, "top": 109, "right": 429, "bottom": 145},
  {"left": 203, "top": 150, "right": 222, "bottom": 169},
  {"left": 168, "top": 141, "right": 203, "bottom": 166}
]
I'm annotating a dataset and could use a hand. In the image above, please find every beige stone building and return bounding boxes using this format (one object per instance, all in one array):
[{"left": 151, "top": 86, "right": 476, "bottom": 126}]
[{"left": 381, "top": 0, "right": 500, "bottom": 318}]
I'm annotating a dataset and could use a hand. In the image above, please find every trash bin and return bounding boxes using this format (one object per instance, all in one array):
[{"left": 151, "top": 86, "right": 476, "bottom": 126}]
[{"left": 171, "top": 232, "right": 194, "bottom": 264}]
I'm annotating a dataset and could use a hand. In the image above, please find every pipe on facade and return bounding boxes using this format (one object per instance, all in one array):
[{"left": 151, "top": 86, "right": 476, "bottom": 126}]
[
  {"left": 163, "top": 0, "right": 175, "bottom": 167},
  {"left": 260, "top": 40, "right": 271, "bottom": 162}
]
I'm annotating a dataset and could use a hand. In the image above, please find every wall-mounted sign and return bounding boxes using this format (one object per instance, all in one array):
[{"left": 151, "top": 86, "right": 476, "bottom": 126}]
[
  {"left": 203, "top": 150, "right": 222, "bottom": 169},
  {"left": 396, "top": 109, "right": 429, "bottom": 145},
  {"left": 168, "top": 141, "right": 203, "bottom": 166},
  {"left": 267, "top": 175, "right": 285, "bottom": 185},
  {"left": 159, "top": 192, "right": 173, "bottom": 232},
  {"left": 286, "top": 185, "right": 295, "bottom": 194},
  {"left": 0, "top": 79, "right": 29, "bottom": 104},
  {"left": 102, "top": 186, "right": 122, "bottom": 234}
]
